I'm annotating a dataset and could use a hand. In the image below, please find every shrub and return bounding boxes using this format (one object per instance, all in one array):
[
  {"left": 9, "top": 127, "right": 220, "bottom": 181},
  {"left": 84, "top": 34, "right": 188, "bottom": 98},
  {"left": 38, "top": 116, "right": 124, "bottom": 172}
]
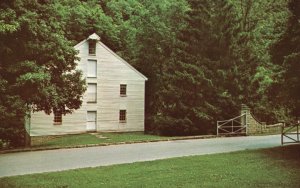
[
  {"left": 0, "top": 117, "right": 26, "bottom": 148},
  {"left": 153, "top": 115, "right": 202, "bottom": 136}
]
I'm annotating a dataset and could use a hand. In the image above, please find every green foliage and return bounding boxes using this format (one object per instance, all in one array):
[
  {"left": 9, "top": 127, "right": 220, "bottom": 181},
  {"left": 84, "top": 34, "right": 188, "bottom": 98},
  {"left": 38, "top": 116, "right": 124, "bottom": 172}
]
[
  {"left": 152, "top": 0, "right": 250, "bottom": 135},
  {"left": 100, "top": 0, "right": 190, "bottom": 133},
  {"left": 230, "top": 0, "right": 289, "bottom": 122},
  {"left": 51, "top": 0, "right": 118, "bottom": 47},
  {"left": 0, "top": 75, "right": 27, "bottom": 147},
  {"left": 0, "top": 6, "right": 19, "bottom": 33},
  {"left": 270, "top": 0, "right": 300, "bottom": 120},
  {"left": 0, "top": 116, "right": 25, "bottom": 147},
  {"left": 0, "top": 0, "right": 296, "bottom": 140},
  {"left": 0, "top": 0, "right": 86, "bottom": 146},
  {"left": 148, "top": 0, "right": 290, "bottom": 134}
]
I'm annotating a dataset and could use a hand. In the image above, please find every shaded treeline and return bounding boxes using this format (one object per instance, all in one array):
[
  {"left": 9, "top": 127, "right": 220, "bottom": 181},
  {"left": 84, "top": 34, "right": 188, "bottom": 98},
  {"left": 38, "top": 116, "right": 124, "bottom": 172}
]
[{"left": 0, "top": 0, "right": 298, "bottom": 145}]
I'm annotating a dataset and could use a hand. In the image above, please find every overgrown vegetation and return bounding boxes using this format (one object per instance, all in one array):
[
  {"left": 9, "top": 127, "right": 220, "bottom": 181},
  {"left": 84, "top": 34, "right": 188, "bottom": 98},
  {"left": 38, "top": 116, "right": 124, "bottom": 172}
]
[
  {"left": 1, "top": 145, "right": 300, "bottom": 187},
  {"left": 1, "top": 0, "right": 299, "bottom": 143}
]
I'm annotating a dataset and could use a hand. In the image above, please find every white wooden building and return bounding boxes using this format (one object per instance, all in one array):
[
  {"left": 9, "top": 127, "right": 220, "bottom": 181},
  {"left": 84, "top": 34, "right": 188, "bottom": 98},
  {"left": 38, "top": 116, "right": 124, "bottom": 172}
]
[{"left": 29, "top": 33, "right": 147, "bottom": 136}]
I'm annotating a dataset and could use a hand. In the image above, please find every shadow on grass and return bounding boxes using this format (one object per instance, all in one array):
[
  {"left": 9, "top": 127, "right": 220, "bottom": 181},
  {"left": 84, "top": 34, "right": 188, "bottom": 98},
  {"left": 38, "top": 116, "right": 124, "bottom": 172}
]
[{"left": 259, "top": 144, "right": 300, "bottom": 167}]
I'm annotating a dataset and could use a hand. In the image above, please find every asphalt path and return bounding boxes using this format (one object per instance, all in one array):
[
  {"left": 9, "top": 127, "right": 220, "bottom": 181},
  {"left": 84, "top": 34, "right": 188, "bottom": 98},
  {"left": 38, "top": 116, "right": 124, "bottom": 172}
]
[{"left": 0, "top": 135, "right": 282, "bottom": 177}]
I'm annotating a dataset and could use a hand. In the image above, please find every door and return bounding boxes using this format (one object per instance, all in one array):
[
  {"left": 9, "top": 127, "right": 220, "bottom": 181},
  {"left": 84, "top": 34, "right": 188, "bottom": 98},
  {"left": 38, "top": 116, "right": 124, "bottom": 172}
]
[{"left": 87, "top": 111, "right": 97, "bottom": 131}]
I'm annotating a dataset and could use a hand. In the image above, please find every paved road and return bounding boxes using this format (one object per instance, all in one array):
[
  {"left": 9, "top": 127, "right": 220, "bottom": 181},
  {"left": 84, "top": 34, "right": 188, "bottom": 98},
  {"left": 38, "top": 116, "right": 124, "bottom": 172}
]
[{"left": 0, "top": 135, "right": 282, "bottom": 177}]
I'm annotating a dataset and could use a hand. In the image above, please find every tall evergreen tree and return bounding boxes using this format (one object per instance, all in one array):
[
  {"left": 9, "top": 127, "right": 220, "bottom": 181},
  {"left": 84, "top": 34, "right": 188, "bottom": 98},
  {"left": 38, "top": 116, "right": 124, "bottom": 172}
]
[
  {"left": 154, "top": 0, "right": 250, "bottom": 135},
  {"left": 270, "top": 0, "right": 300, "bottom": 120},
  {"left": 231, "top": 0, "right": 289, "bottom": 122}
]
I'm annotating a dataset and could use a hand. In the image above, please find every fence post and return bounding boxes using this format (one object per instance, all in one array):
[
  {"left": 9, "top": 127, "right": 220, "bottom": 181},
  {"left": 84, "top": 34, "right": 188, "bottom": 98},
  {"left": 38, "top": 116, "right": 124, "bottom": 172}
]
[
  {"left": 280, "top": 121, "right": 285, "bottom": 145},
  {"left": 24, "top": 111, "right": 31, "bottom": 147},
  {"left": 217, "top": 121, "right": 219, "bottom": 136},
  {"left": 297, "top": 124, "right": 299, "bottom": 142},
  {"left": 281, "top": 123, "right": 283, "bottom": 145}
]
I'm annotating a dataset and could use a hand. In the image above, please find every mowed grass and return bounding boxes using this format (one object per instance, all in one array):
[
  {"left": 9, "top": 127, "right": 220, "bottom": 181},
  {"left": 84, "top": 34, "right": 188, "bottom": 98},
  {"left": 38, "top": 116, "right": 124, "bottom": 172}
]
[
  {"left": 1, "top": 145, "right": 300, "bottom": 187},
  {"left": 33, "top": 132, "right": 169, "bottom": 147}
]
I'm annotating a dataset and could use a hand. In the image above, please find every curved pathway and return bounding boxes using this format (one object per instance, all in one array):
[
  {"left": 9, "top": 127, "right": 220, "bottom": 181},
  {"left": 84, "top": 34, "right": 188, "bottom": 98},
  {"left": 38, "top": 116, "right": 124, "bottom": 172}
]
[{"left": 0, "top": 135, "right": 281, "bottom": 177}]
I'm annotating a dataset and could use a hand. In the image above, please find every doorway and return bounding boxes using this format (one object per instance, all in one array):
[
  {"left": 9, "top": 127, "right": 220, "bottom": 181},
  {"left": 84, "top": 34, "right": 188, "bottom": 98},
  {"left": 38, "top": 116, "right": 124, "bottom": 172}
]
[{"left": 87, "top": 111, "right": 97, "bottom": 131}]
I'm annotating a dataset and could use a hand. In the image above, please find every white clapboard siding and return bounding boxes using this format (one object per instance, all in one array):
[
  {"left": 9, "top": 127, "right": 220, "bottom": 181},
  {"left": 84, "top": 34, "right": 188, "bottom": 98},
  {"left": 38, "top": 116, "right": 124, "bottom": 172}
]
[
  {"left": 29, "top": 108, "right": 87, "bottom": 136},
  {"left": 30, "top": 33, "right": 147, "bottom": 136}
]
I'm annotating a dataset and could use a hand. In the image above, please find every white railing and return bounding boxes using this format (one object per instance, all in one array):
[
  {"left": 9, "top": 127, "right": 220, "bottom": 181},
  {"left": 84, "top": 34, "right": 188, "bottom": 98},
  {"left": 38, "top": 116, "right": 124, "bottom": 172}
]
[
  {"left": 217, "top": 113, "right": 247, "bottom": 136},
  {"left": 281, "top": 122, "right": 300, "bottom": 145}
]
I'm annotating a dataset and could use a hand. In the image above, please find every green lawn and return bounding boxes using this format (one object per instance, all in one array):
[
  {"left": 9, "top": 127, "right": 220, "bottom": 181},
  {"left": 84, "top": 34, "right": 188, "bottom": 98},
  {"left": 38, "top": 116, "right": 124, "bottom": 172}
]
[
  {"left": 32, "top": 132, "right": 170, "bottom": 148},
  {"left": 1, "top": 145, "right": 300, "bottom": 187}
]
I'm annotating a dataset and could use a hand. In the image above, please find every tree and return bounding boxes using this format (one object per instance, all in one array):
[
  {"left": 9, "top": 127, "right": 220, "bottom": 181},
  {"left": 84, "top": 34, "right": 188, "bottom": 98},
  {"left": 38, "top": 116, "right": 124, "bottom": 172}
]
[
  {"left": 270, "top": 0, "right": 300, "bottom": 120},
  {"left": 101, "top": 0, "right": 190, "bottom": 132},
  {"left": 231, "top": 0, "right": 289, "bottom": 122},
  {"left": 153, "top": 0, "right": 250, "bottom": 135},
  {"left": 0, "top": 0, "right": 85, "bottom": 146},
  {"left": 51, "top": 0, "right": 118, "bottom": 48}
]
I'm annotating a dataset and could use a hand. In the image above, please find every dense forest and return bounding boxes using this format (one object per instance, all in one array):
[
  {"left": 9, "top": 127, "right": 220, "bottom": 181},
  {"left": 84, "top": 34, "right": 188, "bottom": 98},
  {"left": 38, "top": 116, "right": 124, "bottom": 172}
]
[{"left": 0, "top": 0, "right": 299, "bottom": 145}]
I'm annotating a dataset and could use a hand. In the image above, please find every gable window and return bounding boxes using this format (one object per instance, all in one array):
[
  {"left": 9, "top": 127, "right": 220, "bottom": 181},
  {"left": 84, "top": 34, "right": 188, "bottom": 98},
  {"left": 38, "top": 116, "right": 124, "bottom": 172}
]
[
  {"left": 87, "top": 59, "right": 97, "bottom": 78},
  {"left": 119, "top": 110, "right": 126, "bottom": 123},
  {"left": 87, "top": 83, "right": 97, "bottom": 103},
  {"left": 53, "top": 110, "right": 62, "bottom": 125},
  {"left": 89, "top": 41, "right": 96, "bottom": 55},
  {"left": 120, "top": 84, "right": 127, "bottom": 96}
]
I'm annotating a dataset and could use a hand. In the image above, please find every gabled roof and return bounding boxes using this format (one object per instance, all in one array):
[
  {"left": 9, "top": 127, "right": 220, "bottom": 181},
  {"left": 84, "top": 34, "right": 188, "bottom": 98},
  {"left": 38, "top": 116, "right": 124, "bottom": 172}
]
[
  {"left": 74, "top": 33, "right": 148, "bottom": 81},
  {"left": 88, "top": 33, "right": 100, "bottom": 41}
]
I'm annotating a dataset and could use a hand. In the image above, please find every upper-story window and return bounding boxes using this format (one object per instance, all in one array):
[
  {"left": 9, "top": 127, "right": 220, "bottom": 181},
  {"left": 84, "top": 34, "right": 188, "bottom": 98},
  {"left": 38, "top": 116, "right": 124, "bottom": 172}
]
[
  {"left": 53, "top": 109, "right": 62, "bottom": 125},
  {"left": 87, "top": 59, "right": 97, "bottom": 78},
  {"left": 89, "top": 41, "right": 96, "bottom": 55},
  {"left": 87, "top": 83, "right": 97, "bottom": 103},
  {"left": 120, "top": 84, "right": 127, "bottom": 96}
]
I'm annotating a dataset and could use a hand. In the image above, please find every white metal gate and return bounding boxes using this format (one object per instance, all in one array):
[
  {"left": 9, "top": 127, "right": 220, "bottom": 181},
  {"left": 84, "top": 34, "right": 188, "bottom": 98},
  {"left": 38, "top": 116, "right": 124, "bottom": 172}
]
[
  {"left": 281, "top": 122, "right": 300, "bottom": 145},
  {"left": 217, "top": 113, "right": 247, "bottom": 136}
]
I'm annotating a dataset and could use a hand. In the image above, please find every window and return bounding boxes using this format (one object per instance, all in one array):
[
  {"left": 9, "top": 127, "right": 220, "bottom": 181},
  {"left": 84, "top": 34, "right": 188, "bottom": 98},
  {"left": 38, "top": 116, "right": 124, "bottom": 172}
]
[
  {"left": 53, "top": 110, "right": 62, "bottom": 125},
  {"left": 120, "top": 84, "right": 127, "bottom": 96},
  {"left": 87, "top": 83, "right": 97, "bottom": 103},
  {"left": 87, "top": 59, "right": 97, "bottom": 77},
  {"left": 89, "top": 41, "right": 96, "bottom": 55},
  {"left": 119, "top": 110, "right": 126, "bottom": 123}
]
